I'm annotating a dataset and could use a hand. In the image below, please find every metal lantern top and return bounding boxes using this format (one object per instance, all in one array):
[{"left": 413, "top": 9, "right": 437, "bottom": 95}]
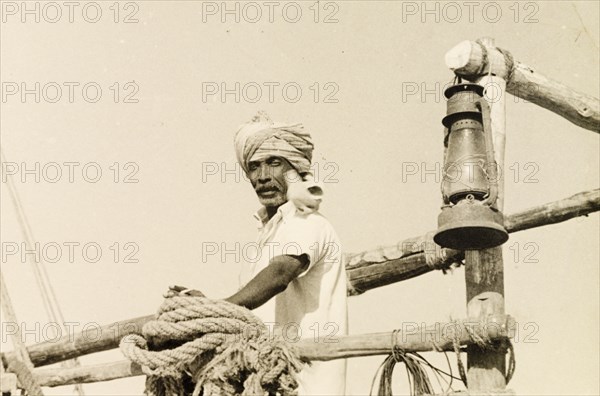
[{"left": 442, "top": 83, "right": 485, "bottom": 128}]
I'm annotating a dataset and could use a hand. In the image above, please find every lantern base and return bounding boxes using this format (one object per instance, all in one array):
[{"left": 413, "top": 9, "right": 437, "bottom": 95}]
[{"left": 434, "top": 201, "right": 508, "bottom": 250}]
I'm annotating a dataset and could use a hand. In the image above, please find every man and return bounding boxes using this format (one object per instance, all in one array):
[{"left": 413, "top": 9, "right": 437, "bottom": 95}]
[
  {"left": 234, "top": 114, "right": 347, "bottom": 396},
  {"left": 173, "top": 113, "right": 348, "bottom": 395}
]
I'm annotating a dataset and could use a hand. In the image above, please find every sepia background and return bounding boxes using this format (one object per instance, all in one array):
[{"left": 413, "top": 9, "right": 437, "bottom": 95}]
[{"left": 1, "top": 1, "right": 599, "bottom": 394}]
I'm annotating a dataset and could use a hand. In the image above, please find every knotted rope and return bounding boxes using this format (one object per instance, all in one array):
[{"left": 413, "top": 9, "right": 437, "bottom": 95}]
[
  {"left": 452, "top": 320, "right": 516, "bottom": 387},
  {"left": 120, "top": 295, "right": 303, "bottom": 396}
]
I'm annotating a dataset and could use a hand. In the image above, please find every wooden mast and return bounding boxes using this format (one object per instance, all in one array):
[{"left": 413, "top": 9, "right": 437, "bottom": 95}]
[{"left": 463, "top": 37, "right": 508, "bottom": 392}]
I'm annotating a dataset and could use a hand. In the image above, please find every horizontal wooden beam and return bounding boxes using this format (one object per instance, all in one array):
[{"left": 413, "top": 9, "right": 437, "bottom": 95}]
[
  {"left": 34, "top": 360, "right": 144, "bottom": 388},
  {"left": 2, "top": 189, "right": 598, "bottom": 368},
  {"left": 0, "top": 315, "right": 154, "bottom": 368},
  {"left": 346, "top": 188, "right": 599, "bottom": 294},
  {"left": 503, "top": 189, "right": 599, "bottom": 232},
  {"left": 33, "top": 315, "right": 513, "bottom": 387},
  {"left": 445, "top": 40, "right": 600, "bottom": 132}
]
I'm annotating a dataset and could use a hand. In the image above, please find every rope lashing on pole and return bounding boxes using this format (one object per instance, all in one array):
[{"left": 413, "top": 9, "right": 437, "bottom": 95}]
[
  {"left": 452, "top": 320, "right": 517, "bottom": 387},
  {"left": 423, "top": 231, "right": 458, "bottom": 272},
  {"left": 120, "top": 294, "right": 304, "bottom": 396},
  {"left": 473, "top": 40, "right": 517, "bottom": 82},
  {"left": 474, "top": 39, "right": 489, "bottom": 76}
]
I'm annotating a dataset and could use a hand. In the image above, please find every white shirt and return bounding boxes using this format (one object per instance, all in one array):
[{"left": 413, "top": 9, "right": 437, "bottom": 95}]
[{"left": 239, "top": 201, "right": 348, "bottom": 395}]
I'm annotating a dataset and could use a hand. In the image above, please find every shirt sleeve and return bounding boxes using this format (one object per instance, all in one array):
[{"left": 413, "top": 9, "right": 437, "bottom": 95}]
[{"left": 280, "top": 215, "right": 335, "bottom": 278}]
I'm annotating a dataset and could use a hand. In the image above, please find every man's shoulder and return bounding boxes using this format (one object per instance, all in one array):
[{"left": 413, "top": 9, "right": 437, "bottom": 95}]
[
  {"left": 284, "top": 210, "right": 340, "bottom": 243},
  {"left": 290, "top": 209, "right": 335, "bottom": 228}
]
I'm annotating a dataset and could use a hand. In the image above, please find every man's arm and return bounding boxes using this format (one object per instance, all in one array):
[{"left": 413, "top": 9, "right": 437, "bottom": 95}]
[{"left": 224, "top": 254, "right": 309, "bottom": 310}]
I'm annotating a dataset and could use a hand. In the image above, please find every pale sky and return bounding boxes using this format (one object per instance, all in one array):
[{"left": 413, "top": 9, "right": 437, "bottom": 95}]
[{"left": 1, "top": 1, "right": 599, "bottom": 395}]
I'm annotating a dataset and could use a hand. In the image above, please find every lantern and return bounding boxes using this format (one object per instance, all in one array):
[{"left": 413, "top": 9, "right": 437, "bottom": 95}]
[{"left": 433, "top": 83, "right": 509, "bottom": 250}]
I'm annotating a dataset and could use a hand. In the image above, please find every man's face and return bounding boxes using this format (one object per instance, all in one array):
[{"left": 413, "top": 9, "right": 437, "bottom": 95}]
[{"left": 247, "top": 156, "right": 294, "bottom": 209}]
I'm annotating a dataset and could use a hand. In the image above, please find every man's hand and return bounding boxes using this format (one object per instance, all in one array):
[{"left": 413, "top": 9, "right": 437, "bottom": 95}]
[{"left": 164, "top": 285, "right": 205, "bottom": 298}]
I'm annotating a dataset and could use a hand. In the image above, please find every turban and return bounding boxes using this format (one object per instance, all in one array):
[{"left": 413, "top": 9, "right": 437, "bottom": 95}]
[{"left": 234, "top": 114, "right": 314, "bottom": 175}]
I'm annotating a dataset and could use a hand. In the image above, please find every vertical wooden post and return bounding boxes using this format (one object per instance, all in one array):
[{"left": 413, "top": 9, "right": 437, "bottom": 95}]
[{"left": 464, "top": 37, "right": 508, "bottom": 392}]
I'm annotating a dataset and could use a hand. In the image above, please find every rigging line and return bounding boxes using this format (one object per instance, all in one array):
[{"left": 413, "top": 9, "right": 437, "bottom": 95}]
[
  {"left": 1, "top": 148, "right": 85, "bottom": 395},
  {"left": 2, "top": 173, "right": 55, "bottom": 324},
  {"left": 0, "top": 272, "right": 34, "bottom": 367},
  {"left": 1, "top": 149, "right": 60, "bottom": 328},
  {"left": 1, "top": 274, "right": 46, "bottom": 396}
]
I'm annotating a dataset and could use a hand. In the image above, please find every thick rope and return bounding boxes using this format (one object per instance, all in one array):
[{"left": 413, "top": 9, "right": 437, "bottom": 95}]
[
  {"left": 475, "top": 39, "right": 489, "bottom": 76},
  {"left": 120, "top": 295, "right": 303, "bottom": 396},
  {"left": 423, "top": 231, "right": 451, "bottom": 270},
  {"left": 496, "top": 47, "right": 516, "bottom": 82}
]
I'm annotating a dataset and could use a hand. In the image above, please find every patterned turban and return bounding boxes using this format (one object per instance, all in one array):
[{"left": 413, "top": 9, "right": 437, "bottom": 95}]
[{"left": 234, "top": 113, "right": 314, "bottom": 175}]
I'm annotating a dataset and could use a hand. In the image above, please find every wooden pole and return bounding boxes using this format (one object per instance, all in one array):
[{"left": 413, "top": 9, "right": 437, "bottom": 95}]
[
  {"left": 2, "top": 315, "right": 155, "bottom": 368},
  {"left": 503, "top": 188, "right": 599, "bottom": 232},
  {"left": 463, "top": 37, "right": 507, "bottom": 392},
  {"left": 32, "top": 315, "right": 514, "bottom": 387},
  {"left": 445, "top": 40, "right": 600, "bottom": 132},
  {"left": 2, "top": 189, "right": 598, "bottom": 369},
  {"left": 34, "top": 360, "right": 144, "bottom": 388}
]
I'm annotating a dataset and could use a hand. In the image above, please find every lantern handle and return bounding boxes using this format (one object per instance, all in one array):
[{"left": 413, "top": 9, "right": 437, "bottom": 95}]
[{"left": 476, "top": 98, "right": 499, "bottom": 207}]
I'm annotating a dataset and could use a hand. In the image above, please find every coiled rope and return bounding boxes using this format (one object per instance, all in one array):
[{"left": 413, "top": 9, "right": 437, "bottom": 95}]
[
  {"left": 120, "top": 294, "right": 303, "bottom": 396},
  {"left": 372, "top": 321, "right": 517, "bottom": 395},
  {"left": 370, "top": 330, "right": 434, "bottom": 396}
]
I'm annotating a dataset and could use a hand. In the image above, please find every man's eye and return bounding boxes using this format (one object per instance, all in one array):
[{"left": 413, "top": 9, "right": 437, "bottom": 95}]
[{"left": 269, "top": 160, "right": 281, "bottom": 167}]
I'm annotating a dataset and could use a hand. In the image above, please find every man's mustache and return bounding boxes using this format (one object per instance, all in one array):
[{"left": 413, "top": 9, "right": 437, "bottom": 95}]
[{"left": 255, "top": 185, "right": 280, "bottom": 193}]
